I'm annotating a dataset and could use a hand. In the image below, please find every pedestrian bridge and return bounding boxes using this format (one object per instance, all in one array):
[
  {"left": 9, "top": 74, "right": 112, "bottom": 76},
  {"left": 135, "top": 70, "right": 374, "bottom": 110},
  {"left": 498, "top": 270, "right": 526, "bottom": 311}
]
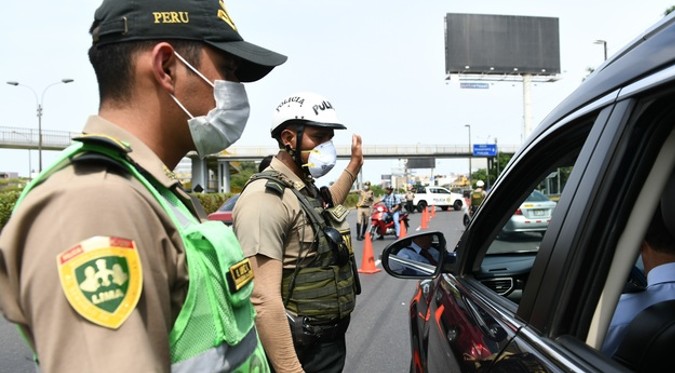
[{"left": 0, "top": 126, "right": 520, "bottom": 192}]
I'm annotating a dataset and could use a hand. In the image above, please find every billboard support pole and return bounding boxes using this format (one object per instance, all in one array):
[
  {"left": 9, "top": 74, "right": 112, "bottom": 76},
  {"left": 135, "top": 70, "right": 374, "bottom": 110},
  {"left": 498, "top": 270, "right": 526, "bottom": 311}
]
[{"left": 522, "top": 74, "right": 533, "bottom": 143}]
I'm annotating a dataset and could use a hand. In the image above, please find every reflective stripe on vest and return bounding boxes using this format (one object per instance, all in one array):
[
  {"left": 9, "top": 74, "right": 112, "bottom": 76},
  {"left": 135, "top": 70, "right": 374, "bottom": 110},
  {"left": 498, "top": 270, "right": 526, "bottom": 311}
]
[{"left": 172, "top": 328, "right": 267, "bottom": 373}]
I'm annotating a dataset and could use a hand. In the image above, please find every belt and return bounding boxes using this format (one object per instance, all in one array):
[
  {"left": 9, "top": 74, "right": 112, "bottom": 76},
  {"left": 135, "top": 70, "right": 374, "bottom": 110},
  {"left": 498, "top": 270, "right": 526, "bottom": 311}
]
[
  {"left": 288, "top": 314, "right": 350, "bottom": 346},
  {"left": 357, "top": 205, "right": 370, "bottom": 208},
  {"left": 304, "top": 317, "right": 350, "bottom": 342}
]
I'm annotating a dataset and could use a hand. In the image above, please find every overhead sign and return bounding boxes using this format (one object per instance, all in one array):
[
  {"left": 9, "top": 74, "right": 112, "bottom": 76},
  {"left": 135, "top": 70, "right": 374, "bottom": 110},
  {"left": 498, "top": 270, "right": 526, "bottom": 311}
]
[
  {"left": 473, "top": 144, "right": 498, "bottom": 157},
  {"left": 460, "top": 82, "right": 489, "bottom": 89},
  {"left": 406, "top": 158, "right": 436, "bottom": 169}
]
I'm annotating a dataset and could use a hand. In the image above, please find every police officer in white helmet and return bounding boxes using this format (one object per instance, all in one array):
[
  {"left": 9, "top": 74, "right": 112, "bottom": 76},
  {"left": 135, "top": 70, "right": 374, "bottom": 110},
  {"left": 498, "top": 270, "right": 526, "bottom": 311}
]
[
  {"left": 233, "top": 92, "right": 363, "bottom": 372},
  {"left": 470, "top": 180, "right": 487, "bottom": 216}
]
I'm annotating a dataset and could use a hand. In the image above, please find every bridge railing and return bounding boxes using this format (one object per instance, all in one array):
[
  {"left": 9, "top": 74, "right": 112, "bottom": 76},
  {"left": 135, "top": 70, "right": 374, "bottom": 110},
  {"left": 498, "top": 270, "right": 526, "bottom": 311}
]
[
  {"left": 0, "top": 126, "right": 521, "bottom": 157},
  {"left": 0, "top": 126, "right": 79, "bottom": 150}
]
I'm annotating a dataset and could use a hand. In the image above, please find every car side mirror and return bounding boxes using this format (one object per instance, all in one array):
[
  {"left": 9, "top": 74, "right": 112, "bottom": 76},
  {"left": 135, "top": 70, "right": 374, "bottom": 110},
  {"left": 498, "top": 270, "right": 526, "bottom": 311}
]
[{"left": 381, "top": 231, "right": 455, "bottom": 279}]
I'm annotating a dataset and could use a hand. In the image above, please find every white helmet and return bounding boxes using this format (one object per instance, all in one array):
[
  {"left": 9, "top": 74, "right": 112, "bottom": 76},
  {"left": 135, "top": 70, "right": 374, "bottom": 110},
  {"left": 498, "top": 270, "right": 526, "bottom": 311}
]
[
  {"left": 476, "top": 180, "right": 485, "bottom": 188},
  {"left": 271, "top": 92, "right": 346, "bottom": 137}
]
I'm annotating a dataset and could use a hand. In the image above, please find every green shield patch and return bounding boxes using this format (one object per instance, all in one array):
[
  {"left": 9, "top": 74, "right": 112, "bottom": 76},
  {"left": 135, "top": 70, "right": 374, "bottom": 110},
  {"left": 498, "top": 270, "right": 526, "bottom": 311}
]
[{"left": 57, "top": 236, "right": 143, "bottom": 329}]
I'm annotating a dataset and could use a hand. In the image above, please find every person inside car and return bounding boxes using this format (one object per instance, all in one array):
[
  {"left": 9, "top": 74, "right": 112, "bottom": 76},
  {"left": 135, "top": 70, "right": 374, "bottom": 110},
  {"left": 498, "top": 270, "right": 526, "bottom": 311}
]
[
  {"left": 601, "top": 173, "right": 675, "bottom": 356},
  {"left": 398, "top": 234, "right": 440, "bottom": 265}
]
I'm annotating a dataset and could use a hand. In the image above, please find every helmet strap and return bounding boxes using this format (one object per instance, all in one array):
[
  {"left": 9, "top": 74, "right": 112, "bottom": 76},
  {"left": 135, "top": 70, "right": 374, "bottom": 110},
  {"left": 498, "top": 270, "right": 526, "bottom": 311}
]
[
  {"left": 283, "top": 124, "right": 311, "bottom": 178},
  {"left": 294, "top": 126, "right": 313, "bottom": 178}
]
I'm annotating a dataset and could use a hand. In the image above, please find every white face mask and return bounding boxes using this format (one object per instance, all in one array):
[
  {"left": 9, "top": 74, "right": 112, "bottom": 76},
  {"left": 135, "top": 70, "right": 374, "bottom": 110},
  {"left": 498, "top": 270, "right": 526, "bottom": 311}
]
[
  {"left": 170, "top": 52, "right": 251, "bottom": 158},
  {"left": 302, "top": 140, "right": 337, "bottom": 178}
]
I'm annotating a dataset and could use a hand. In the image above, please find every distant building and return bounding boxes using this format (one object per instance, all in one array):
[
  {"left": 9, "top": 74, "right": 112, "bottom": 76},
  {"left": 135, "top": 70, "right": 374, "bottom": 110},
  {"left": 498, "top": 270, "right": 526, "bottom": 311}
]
[
  {"left": 0, "top": 172, "right": 19, "bottom": 179},
  {"left": 174, "top": 157, "right": 193, "bottom": 185}
]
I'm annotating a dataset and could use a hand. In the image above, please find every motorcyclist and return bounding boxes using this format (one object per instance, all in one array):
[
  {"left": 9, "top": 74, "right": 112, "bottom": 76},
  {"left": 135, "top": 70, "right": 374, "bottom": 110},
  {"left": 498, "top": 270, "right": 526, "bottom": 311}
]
[
  {"left": 470, "top": 180, "right": 487, "bottom": 215},
  {"left": 381, "top": 186, "right": 403, "bottom": 238}
]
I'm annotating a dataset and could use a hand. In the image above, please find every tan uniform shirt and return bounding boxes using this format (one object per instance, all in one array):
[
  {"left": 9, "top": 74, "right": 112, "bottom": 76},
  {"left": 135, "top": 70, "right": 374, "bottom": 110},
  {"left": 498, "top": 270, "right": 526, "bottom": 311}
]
[
  {"left": 0, "top": 116, "right": 193, "bottom": 372},
  {"left": 357, "top": 189, "right": 374, "bottom": 208},
  {"left": 234, "top": 158, "right": 314, "bottom": 266}
]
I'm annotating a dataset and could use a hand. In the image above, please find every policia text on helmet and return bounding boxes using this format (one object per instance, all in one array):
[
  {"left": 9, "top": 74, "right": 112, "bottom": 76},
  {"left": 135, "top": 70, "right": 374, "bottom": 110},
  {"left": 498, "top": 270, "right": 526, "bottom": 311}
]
[{"left": 271, "top": 93, "right": 346, "bottom": 180}]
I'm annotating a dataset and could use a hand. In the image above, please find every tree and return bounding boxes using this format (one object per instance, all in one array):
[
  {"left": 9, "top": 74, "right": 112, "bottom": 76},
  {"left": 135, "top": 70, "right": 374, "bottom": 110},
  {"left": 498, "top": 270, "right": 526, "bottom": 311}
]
[
  {"left": 229, "top": 161, "right": 259, "bottom": 192},
  {"left": 471, "top": 153, "right": 513, "bottom": 188}
]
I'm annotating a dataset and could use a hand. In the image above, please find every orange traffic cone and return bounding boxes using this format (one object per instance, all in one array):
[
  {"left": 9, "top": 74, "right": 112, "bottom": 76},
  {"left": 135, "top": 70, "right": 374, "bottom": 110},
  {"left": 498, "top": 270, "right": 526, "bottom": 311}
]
[
  {"left": 430, "top": 205, "right": 436, "bottom": 218},
  {"left": 420, "top": 207, "right": 429, "bottom": 230},
  {"left": 358, "top": 232, "right": 381, "bottom": 274},
  {"left": 399, "top": 220, "right": 408, "bottom": 238}
]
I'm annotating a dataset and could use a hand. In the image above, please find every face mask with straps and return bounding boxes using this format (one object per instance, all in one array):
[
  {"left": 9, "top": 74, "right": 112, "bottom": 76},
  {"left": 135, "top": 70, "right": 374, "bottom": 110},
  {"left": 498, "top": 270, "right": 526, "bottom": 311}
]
[{"left": 170, "top": 52, "right": 251, "bottom": 158}]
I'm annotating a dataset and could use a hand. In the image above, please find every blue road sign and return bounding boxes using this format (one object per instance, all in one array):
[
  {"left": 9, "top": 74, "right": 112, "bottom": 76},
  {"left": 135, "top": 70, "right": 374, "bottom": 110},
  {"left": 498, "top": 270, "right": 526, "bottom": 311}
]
[
  {"left": 473, "top": 144, "right": 498, "bottom": 157},
  {"left": 460, "top": 82, "right": 490, "bottom": 89}
]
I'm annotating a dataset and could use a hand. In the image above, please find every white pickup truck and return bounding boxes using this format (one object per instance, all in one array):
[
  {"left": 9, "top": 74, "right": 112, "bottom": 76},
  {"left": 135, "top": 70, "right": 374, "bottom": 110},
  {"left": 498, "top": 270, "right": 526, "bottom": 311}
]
[{"left": 412, "top": 186, "right": 464, "bottom": 212}]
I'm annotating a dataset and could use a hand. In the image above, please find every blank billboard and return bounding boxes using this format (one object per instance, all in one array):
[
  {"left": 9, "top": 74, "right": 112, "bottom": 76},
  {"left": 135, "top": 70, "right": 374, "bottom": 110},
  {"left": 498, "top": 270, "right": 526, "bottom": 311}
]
[
  {"left": 406, "top": 158, "right": 436, "bottom": 169},
  {"left": 445, "top": 13, "right": 560, "bottom": 76}
]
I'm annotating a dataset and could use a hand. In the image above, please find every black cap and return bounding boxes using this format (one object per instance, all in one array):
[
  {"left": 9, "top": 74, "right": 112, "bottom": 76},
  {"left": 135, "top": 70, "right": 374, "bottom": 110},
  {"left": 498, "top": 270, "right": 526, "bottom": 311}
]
[{"left": 90, "top": 0, "right": 287, "bottom": 82}]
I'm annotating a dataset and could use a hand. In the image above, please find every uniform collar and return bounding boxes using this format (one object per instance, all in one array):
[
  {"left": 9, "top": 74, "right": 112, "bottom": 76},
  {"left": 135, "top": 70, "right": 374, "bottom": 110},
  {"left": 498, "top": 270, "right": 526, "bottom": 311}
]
[
  {"left": 269, "top": 156, "right": 311, "bottom": 191},
  {"left": 82, "top": 115, "right": 181, "bottom": 190}
]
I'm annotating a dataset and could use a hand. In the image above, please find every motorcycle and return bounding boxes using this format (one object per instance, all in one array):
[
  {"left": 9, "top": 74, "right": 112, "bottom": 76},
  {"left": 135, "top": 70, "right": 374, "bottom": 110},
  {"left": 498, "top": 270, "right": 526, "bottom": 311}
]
[{"left": 369, "top": 202, "right": 410, "bottom": 240}]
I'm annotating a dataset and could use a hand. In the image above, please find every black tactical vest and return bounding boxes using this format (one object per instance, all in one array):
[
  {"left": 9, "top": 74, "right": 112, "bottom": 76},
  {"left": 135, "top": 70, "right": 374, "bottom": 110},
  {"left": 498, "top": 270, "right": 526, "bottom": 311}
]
[{"left": 243, "top": 171, "right": 360, "bottom": 322}]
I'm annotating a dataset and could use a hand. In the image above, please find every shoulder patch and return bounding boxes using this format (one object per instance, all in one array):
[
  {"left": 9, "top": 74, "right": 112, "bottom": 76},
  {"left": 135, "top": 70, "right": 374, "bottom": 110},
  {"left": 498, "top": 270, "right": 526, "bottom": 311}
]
[
  {"left": 57, "top": 236, "right": 143, "bottom": 329},
  {"left": 265, "top": 179, "right": 286, "bottom": 197}
]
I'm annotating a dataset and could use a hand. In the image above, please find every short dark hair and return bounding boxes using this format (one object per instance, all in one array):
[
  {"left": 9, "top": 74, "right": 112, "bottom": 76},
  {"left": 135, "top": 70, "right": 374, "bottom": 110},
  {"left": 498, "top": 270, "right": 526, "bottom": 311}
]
[
  {"left": 258, "top": 155, "right": 274, "bottom": 172},
  {"left": 88, "top": 38, "right": 202, "bottom": 104},
  {"left": 272, "top": 121, "right": 303, "bottom": 146},
  {"left": 645, "top": 205, "right": 675, "bottom": 254}
]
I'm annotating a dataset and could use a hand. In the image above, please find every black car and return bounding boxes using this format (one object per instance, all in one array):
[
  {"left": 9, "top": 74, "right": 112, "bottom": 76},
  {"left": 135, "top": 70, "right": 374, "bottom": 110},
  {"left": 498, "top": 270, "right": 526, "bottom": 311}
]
[{"left": 381, "top": 13, "right": 675, "bottom": 373}]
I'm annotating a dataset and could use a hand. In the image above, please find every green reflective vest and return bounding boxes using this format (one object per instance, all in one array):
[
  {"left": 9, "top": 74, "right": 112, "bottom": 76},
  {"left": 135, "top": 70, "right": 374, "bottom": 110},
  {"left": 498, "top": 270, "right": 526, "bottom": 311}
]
[{"left": 14, "top": 136, "right": 268, "bottom": 372}]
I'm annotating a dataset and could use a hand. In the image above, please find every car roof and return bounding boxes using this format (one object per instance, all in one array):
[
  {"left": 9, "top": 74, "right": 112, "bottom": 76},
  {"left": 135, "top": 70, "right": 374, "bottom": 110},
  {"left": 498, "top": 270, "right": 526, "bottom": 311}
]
[{"left": 528, "top": 13, "right": 675, "bottom": 143}]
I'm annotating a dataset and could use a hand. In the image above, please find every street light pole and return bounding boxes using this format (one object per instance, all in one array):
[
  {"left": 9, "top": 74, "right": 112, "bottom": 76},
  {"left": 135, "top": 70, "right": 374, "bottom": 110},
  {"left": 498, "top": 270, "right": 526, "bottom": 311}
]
[
  {"left": 11, "top": 131, "right": 33, "bottom": 181},
  {"left": 594, "top": 39, "right": 608, "bottom": 61},
  {"left": 6, "top": 79, "right": 74, "bottom": 172},
  {"left": 465, "top": 124, "right": 472, "bottom": 187}
]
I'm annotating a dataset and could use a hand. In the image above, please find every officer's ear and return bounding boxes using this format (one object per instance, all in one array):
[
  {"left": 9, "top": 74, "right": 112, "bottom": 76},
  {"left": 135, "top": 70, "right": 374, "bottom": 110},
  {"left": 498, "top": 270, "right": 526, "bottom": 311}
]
[
  {"left": 280, "top": 127, "right": 297, "bottom": 149},
  {"left": 152, "top": 42, "right": 178, "bottom": 94}
]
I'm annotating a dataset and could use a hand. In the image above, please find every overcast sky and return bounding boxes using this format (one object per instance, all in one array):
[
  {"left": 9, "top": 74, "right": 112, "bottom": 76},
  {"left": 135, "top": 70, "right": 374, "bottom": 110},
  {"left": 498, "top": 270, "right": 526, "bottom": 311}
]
[{"left": 1, "top": 1, "right": 673, "bottom": 186}]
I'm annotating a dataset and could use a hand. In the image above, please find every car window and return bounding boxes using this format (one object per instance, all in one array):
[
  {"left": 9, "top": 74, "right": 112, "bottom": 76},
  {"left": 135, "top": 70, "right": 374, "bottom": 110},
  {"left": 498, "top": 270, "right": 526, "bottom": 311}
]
[
  {"left": 471, "top": 115, "right": 595, "bottom": 304},
  {"left": 218, "top": 194, "right": 239, "bottom": 211},
  {"left": 486, "top": 166, "right": 574, "bottom": 256}
]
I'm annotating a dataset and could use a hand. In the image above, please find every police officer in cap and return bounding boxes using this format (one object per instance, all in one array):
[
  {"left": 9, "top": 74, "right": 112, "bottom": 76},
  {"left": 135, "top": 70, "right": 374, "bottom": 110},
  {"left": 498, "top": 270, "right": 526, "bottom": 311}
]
[
  {"left": 233, "top": 92, "right": 363, "bottom": 372},
  {"left": 355, "top": 181, "right": 374, "bottom": 240},
  {"left": 0, "top": 0, "right": 285, "bottom": 371}
]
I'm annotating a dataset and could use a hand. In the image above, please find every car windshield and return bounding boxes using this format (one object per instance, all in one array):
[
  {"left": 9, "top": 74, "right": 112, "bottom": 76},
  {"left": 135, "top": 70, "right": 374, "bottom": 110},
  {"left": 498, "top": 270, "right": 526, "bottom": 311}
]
[{"left": 218, "top": 194, "right": 239, "bottom": 212}]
